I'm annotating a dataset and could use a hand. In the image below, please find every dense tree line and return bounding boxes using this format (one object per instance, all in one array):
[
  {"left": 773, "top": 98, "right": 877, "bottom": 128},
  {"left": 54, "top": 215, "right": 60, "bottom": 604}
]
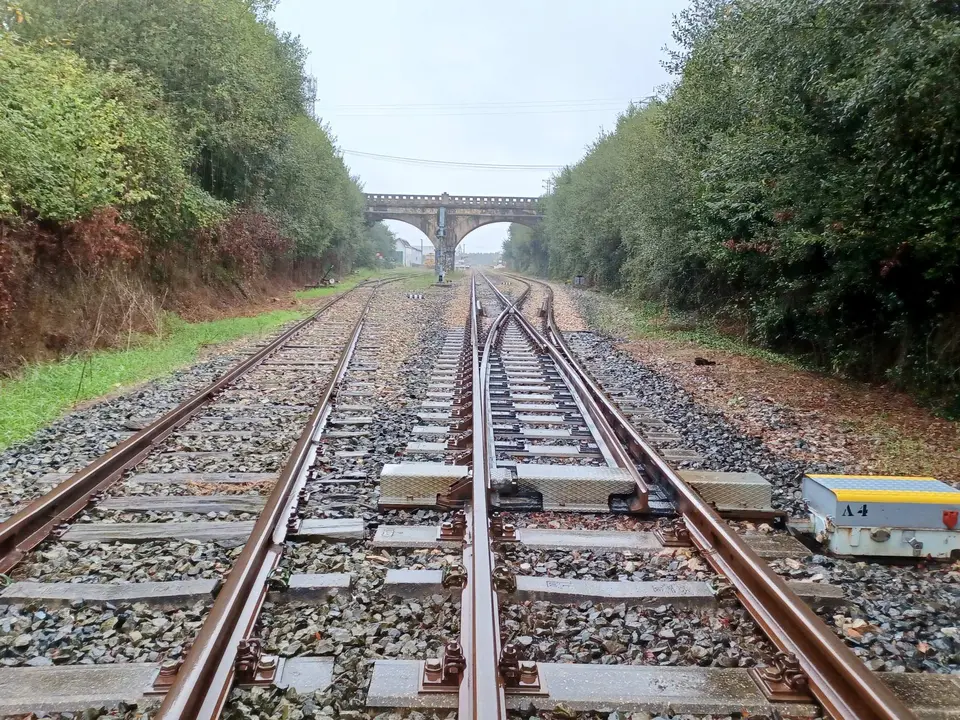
[
  {"left": 505, "top": 0, "right": 960, "bottom": 410},
  {"left": 0, "top": 0, "right": 388, "bottom": 363},
  {"left": 0, "top": 0, "right": 378, "bottom": 290}
]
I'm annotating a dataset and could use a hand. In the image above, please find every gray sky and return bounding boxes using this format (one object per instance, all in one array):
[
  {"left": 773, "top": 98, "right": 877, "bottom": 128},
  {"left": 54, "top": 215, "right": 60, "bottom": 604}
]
[{"left": 272, "top": 0, "right": 688, "bottom": 253}]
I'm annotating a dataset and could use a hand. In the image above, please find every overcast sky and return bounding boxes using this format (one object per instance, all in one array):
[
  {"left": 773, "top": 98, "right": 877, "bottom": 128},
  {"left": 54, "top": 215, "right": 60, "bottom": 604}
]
[{"left": 272, "top": 1, "right": 688, "bottom": 253}]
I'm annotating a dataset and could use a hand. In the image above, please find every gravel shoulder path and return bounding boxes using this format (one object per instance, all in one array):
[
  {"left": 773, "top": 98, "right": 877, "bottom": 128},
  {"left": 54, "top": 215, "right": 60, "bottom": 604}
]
[{"left": 559, "top": 285, "right": 959, "bottom": 481}]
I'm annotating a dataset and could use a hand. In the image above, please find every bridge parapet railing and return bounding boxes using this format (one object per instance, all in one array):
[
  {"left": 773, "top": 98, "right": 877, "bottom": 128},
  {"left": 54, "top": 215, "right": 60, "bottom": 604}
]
[{"left": 365, "top": 194, "right": 540, "bottom": 209}]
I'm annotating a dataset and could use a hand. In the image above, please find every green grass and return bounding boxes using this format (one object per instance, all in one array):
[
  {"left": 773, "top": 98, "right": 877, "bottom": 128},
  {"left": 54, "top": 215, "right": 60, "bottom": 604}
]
[
  {"left": 0, "top": 309, "right": 306, "bottom": 450},
  {"left": 397, "top": 268, "right": 442, "bottom": 291},
  {"left": 295, "top": 268, "right": 382, "bottom": 300},
  {"left": 590, "top": 291, "right": 805, "bottom": 368}
]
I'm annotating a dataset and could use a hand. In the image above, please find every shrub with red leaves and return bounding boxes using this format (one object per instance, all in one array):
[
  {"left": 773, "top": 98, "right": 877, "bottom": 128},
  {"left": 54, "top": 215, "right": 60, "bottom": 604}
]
[{"left": 198, "top": 209, "right": 292, "bottom": 278}]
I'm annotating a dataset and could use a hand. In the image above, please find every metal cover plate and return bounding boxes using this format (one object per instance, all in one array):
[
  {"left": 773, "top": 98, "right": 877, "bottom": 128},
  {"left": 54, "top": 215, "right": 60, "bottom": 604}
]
[
  {"left": 406, "top": 442, "right": 448, "bottom": 452},
  {"left": 679, "top": 470, "right": 773, "bottom": 512},
  {"left": 516, "top": 414, "right": 565, "bottom": 424},
  {"left": 516, "top": 465, "right": 631, "bottom": 482},
  {"left": 379, "top": 463, "right": 468, "bottom": 507},
  {"left": 515, "top": 464, "right": 635, "bottom": 512},
  {"left": 381, "top": 463, "right": 469, "bottom": 480},
  {"left": 524, "top": 444, "right": 581, "bottom": 456},
  {"left": 519, "top": 428, "right": 572, "bottom": 438}
]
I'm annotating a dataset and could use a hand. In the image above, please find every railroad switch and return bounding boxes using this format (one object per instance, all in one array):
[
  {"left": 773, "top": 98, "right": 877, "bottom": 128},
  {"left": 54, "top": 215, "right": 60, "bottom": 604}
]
[
  {"left": 421, "top": 641, "right": 466, "bottom": 692},
  {"left": 654, "top": 518, "right": 693, "bottom": 547},
  {"left": 748, "top": 652, "right": 814, "bottom": 703}
]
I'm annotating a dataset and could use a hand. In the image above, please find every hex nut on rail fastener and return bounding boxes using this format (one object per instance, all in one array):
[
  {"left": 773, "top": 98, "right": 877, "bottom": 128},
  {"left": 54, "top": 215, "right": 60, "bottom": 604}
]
[
  {"left": 439, "top": 510, "right": 467, "bottom": 541},
  {"left": 499, "top": 643, "right": 545, "bottom": 694},
  {"left": 748, "top": 652, "right": 814, "bottom": 703},
  {"left": 654, "top": 518, "right": 693, "bottom": 547},
  {"left": 421, "top": 641, "right": 466, "bottom": 691},
  {"left": 235, "top": 639, "right": 280, "bottom": 686},
  {"left": 490, "top": 514, "right": 517, "bottom": 542}
]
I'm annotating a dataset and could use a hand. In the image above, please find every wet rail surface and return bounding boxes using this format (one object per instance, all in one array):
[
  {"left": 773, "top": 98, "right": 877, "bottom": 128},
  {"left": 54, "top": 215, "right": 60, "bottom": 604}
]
[{"left": 1, "top": 272, "right": 957, "bottom": 720}]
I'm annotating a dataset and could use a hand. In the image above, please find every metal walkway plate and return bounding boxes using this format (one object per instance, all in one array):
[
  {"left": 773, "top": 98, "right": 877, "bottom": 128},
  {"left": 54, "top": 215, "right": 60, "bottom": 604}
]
[{"left": 515, "top": 464, "right": 635, "bottom": 512}]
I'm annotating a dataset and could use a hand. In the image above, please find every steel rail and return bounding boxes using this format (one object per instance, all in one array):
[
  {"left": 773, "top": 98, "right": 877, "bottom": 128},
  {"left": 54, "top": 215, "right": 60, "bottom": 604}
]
[
  {"left": 154, "top": 280, "right": 384, "bottom": 720},
  {"left": 460, "top": 274, "right": 519, "bottom": 720},
  {"left": 0, "top": 281, "right": 375, "bottom": 574},
  {"left": 505, "top": 272, "right": 915, "bottom": 720}
]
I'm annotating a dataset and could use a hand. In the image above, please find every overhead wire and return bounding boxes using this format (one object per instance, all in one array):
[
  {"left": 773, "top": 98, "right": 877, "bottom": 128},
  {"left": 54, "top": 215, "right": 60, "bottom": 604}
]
[
  {"left": 342, "top": 150, "right": 562, "bottom": 171},
  {"left": 316, "top": 96, "right": 648, "bottom": 117}
]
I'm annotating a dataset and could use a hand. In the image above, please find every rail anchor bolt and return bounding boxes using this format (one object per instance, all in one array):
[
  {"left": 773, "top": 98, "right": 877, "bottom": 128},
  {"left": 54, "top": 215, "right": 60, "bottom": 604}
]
[
  {"left": 492, "top": 566, "right": 517, "bottom": 593},
  {"left": 748, "top": 652, "right": 814, "bottom": 703},
  {"left": 490, "top": 514, "right": 518, "bottom": 542},
  {"left": 654, "top": 518, "right": 693, "bottom": 548},
  {"left": 420, "top": 641, "right": 465, "bottom": 691},
  {"left": 441, "top": 563, "right": 467, "bottom": 589}
]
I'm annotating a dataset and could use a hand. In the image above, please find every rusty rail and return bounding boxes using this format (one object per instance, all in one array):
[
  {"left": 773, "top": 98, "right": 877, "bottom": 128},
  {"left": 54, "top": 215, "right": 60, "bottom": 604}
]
[
  {"left": 503, "top": 272, "right": 915, "bottom": 720},
  {"left": 154, "top": 281, "right": 380, "bottom": 720},
  {"left": 460, "top": 274, "right": 517, "bottom": 720},
  {"left": 0, "top": 283, "right": 373, "bottom": 575}
]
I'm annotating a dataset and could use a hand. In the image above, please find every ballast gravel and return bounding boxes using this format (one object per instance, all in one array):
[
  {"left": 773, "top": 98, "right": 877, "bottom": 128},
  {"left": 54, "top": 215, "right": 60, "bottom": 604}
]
[
  {"left": 12, "top": 540, "right": 239, "bottom": 583},
  {"left": 498, "top": 547, "right": 716, "bottom": 583},
  {"left": 501, "top": 599, "right": 775, "bottom": 668},
  {"left": 0, "top": 601, "right": 205, "bottom": 667},
  {"left": 563, "top": 331, "right": 827, "bottom": 517},
  {"left": 0, "top": 352, "right": 244, "bottom": 512}
]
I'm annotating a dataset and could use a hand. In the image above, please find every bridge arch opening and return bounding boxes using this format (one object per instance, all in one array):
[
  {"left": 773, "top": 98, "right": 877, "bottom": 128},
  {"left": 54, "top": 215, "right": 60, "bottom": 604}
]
[
  {"left": 455, "top": 221, "right": 538, "bottom": 266},
  {"left": 374, "top": 219, "right": 435, "bottom": 266},
  {"left": 458, "top": 218, "right": 540, "bottom": 246}
]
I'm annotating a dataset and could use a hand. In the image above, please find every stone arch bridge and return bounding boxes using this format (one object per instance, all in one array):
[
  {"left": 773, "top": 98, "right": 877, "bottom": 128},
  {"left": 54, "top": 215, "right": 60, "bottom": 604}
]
[{"left": 364, "top": 192, "right": 543, "bottom": 271}]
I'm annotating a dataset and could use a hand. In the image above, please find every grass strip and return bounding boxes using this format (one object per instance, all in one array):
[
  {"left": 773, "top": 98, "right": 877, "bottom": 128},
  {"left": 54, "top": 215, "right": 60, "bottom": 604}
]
[{"left": 0, "top": 309, "right": 305, "bottom": 450}]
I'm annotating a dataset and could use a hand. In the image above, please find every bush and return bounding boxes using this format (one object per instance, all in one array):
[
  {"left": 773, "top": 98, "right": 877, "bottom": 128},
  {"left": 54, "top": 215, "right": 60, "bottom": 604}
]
[{"left": 505, "top": 0, "right": 960, "bottom": 410}]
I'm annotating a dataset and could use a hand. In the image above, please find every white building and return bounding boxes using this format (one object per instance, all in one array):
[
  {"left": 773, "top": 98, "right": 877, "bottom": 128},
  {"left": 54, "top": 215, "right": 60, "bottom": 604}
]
[{"left": 394, "top": 238, "right": 423, "bottom": 267}]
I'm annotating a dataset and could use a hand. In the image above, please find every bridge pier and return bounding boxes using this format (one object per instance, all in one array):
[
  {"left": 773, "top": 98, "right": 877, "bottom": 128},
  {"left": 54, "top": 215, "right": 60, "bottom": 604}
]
[{"left": 435, "top": 233, "right": 456, "bottom": 275}]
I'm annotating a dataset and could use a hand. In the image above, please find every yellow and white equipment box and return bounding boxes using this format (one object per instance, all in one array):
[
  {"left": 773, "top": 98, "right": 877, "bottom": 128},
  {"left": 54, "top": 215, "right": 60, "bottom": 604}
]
[{"left": 803, "top": 474, "right": 960, "bottom": 558}]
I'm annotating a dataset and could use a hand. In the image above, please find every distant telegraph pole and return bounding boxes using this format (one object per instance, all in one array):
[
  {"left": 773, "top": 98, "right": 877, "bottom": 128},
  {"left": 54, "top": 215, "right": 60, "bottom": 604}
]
[{"left": 303, "top": 75, "right": 318, "bottom": 119}]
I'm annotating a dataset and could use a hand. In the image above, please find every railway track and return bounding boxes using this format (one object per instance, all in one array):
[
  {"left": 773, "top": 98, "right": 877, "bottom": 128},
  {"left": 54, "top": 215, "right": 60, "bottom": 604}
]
[
  {"left": 0, "top": 278, "right": 394, "bottom": 715},
  {"left": 0, "top": 271, "right": 956, "bottom": 720},
  {"left": 367, "top": 273, "right": 956, "bottom": 720}
]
